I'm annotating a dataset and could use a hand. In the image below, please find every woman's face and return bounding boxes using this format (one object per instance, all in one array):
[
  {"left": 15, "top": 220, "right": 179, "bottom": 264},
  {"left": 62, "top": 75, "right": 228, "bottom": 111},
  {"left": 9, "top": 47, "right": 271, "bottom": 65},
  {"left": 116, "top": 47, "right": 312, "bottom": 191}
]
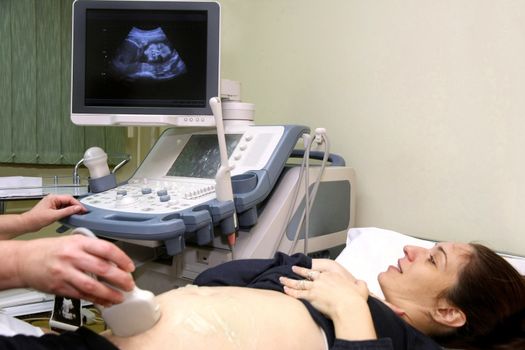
[{"left": 378, "top": 242, "right": 472, "bottom": 308}]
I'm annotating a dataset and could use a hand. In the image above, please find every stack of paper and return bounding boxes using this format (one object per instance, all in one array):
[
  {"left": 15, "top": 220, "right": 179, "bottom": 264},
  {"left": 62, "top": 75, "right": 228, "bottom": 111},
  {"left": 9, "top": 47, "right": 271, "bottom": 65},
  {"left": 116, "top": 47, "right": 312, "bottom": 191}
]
[{"left": 0, "top": 177, "right": 43, "bottom": 198}]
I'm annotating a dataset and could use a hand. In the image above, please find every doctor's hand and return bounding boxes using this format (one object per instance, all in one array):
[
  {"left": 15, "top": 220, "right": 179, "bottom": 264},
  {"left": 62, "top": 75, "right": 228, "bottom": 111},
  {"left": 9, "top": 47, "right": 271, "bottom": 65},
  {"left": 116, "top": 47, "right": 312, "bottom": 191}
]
[
  {"left": 20, "top": 194, "right": 87, "bottom": 233},
  {"left": 0, "top": 195, "right": 87, "bottom": 240},
  {"left": 13, "top": 235, "right": 135, "bottom": 306},
  {"left": 280, "top": 261, "right": 377, "bottom": 341}
]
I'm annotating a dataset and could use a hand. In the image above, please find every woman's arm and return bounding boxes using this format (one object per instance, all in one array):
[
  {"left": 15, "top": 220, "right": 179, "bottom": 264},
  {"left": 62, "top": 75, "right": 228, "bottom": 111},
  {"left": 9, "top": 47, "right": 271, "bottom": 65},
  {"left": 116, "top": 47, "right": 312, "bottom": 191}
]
[{"left": 280, "top": 259, "right": 395, "bottom": 349}]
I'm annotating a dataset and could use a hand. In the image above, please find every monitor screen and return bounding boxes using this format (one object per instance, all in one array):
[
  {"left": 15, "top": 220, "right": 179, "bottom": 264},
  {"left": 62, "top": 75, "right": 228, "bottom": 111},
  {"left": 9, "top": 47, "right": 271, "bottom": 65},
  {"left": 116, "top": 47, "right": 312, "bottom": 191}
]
[
  {"left": 71, "top": 0, "right": 220, "bottom": 126},
  {"left": 166, "top": 134, "right": 241, "bottom": 179}
]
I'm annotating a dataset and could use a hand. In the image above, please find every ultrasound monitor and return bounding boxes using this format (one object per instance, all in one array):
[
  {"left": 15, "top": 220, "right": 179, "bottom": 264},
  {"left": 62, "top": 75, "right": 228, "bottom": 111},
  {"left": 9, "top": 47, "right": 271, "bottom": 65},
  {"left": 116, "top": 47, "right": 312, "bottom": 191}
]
[{"left": 71, "top": 0, "right": 220, "bottom": 126}]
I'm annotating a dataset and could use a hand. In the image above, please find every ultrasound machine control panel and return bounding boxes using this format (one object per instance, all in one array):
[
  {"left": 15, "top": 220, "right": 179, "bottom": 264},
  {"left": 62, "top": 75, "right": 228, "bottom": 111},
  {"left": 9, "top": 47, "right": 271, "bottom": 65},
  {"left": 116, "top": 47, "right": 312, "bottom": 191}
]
[{"left": 64, "top": 125, "right": 309, "bottom": 255}]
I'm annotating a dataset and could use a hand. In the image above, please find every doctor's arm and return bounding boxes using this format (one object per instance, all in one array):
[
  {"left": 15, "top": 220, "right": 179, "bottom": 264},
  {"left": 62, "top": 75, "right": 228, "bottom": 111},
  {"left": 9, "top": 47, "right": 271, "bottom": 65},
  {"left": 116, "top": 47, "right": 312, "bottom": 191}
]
[
  {"left": 0, "top": 235, "right": 135, "bottom": 306},
  {"left": 0, "top": 194, "right": 86, "bottom": 239}
]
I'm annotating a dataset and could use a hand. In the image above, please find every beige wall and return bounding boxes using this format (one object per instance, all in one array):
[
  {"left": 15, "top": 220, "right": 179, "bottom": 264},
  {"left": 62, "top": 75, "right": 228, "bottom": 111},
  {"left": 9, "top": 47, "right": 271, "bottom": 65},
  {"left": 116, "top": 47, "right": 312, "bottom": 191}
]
[
  {"left": 219, "top": 0, "right": 525, "bottom": 255},
  {"left": 2, "top": 0, "right": 525, "bottom": 255}
]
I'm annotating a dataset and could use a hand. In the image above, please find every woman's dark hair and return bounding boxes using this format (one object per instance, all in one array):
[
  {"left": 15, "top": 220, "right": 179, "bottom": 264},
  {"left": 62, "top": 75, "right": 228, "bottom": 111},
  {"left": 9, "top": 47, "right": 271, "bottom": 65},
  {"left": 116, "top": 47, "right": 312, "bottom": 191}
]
[{"left": 436, "top": 243, "right": 525, "bottom": 350}]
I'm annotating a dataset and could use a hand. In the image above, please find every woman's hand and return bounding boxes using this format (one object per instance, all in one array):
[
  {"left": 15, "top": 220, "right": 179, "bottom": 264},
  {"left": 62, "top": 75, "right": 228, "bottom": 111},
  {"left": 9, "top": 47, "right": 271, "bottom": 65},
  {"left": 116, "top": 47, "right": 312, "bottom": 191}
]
[
  {"left": 280, "top": 260, "right": 368, "bottom": 318},
  {"left": 280, "top": 259, "right": 377, "bottom": 341}
]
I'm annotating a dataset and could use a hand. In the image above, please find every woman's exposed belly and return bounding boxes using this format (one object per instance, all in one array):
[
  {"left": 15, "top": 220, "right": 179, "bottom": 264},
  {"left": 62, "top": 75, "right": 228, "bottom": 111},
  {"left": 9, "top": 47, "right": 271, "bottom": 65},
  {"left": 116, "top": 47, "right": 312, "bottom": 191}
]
[{"left": 108, "top": 285, "right": 327, "bottom": 350}]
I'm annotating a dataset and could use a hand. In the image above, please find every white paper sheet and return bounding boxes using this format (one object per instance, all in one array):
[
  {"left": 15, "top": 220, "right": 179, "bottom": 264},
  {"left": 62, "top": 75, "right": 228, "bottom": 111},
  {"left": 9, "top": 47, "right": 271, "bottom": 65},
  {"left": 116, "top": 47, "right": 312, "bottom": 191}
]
[{"left": 0, "top": 177, "right": 43, "bottom": 197}]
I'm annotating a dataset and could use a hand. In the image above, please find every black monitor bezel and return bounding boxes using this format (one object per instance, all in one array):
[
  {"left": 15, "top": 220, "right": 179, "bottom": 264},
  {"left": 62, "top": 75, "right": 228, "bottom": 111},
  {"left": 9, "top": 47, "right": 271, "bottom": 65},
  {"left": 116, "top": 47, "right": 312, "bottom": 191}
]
[{"left": 71, "top": 0, "right": 220, "bottom": 118}]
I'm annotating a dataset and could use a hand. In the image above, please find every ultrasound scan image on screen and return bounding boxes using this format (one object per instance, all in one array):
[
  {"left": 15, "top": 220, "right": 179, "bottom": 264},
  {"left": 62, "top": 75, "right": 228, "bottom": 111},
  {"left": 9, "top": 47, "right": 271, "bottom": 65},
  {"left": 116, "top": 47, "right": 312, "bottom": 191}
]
[
  {"left": 111, "top": 26, "right": 187, "bottom": 81},
  {"left": 167, "top": 134, "right": 242, "bottom": 179},
  {"left": 84, "top": 9, "right": 208, "bottom": 108}
]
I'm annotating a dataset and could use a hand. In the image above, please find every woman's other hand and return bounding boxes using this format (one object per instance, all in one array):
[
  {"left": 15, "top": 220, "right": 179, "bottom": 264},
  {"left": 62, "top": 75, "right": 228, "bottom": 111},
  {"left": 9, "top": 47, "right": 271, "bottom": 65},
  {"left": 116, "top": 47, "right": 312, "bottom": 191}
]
[
  {"left": 280, "top": 260, "right": 377, "bottom": 341},
  {"left": 280, "top": 262, "right": 368, "bottom": 318}
]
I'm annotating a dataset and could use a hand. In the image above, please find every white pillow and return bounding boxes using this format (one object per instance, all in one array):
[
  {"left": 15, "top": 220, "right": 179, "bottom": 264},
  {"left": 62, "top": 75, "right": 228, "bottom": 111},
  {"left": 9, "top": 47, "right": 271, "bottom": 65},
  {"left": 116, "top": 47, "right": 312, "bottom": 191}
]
[
  {"left": 335, "top": 228, "right": 434, "bottom": 299},
  {"left": 335, "top": 227, "right": 525, "bottom": 299},
  {"left": 500, "top": 253, "right": 525, "bottom": 275}
]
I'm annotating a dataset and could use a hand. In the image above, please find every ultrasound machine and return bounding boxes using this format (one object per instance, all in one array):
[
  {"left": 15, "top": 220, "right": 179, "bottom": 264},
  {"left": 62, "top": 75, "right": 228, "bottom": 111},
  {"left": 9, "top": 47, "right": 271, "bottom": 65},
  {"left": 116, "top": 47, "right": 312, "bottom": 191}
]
[{"left": 63, "top": 0, "right": 356, "bottom": 291}]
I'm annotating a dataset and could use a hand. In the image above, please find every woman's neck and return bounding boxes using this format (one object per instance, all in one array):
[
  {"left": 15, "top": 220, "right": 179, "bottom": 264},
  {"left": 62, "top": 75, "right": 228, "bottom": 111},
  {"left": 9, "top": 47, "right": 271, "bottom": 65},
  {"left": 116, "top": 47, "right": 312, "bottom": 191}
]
[{"left": 380, "top": 298, "right": 438, "bottom": 335}]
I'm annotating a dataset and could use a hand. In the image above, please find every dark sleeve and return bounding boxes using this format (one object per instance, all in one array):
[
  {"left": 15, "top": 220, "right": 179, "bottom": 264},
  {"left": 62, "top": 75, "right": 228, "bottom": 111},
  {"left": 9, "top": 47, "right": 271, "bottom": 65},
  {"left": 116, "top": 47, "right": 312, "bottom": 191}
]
[
  {"left": 194, "top": 252, "right": 312, "bottom": 292},
  {"left": 331, "top": 338, "right": 393, "bottom": 350},
  {"left": 367, "top": 298, "right": 443, "bottom": 349},
  {"left": 0, "top": 327, "right": 117, "bottom": 350}
]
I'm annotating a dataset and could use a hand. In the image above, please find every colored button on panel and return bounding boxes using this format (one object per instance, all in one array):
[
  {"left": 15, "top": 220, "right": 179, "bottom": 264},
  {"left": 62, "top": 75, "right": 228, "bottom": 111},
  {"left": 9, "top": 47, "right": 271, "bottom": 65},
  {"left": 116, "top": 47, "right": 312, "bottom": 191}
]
[{"left": 159, "top": 195, "right": 171, "bottom": 202}]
